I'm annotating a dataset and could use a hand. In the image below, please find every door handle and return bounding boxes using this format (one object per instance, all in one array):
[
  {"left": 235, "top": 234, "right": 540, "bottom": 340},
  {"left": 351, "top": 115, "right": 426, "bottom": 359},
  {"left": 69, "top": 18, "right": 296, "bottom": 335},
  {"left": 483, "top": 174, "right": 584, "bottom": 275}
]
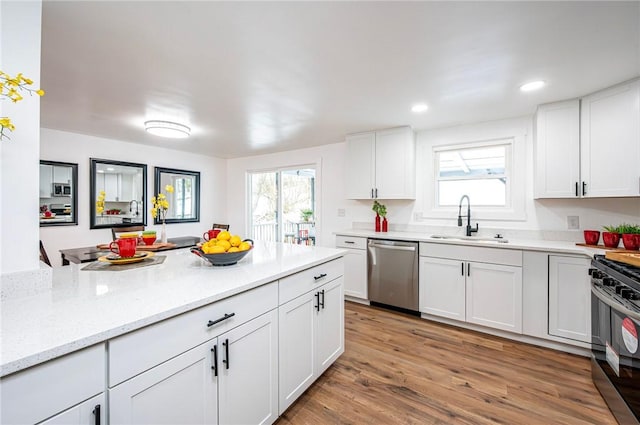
[
  {"left": 222, "top": 339, "right": 230, "bottom": 370},
  {"left": 93, "top": 405, "right": 101, "bottom": 425},
  {"left": 315, "top": 292, "right": 320, "bottom": 311},
  {"left": 320, "top": 289, "right": 325, "bottom": 309},
  {"left": 582, "top": 181, "right": 587, "bottom": 196},
  {"left": 461, "top": 262, "right": 464, "bottom": 276},
  {"left": 369, "top": 244, "right": 416, "bottom": 252},
  {"left": 467, "top": 262, "right": 470, "bottom": 277},
  {"left": 211, "top": 345, "right": 218, "bottom": 376},
  {"left": 314, "top": 273, "right": 327, "bottom": 281},
  {"left": 575, "top": 182, "right": 579, "bottom": 197},
  {"left": 207, "top": 312, "right": 235, "bottom": 327}
]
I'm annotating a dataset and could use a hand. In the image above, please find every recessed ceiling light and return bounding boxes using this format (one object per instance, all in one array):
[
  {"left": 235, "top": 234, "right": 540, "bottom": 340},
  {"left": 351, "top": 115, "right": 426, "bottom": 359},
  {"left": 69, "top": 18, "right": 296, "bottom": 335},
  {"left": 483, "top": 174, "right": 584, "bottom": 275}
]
[
  {"left": 144, "top": 120, "right": 191, "bottom": 138},
  {"left": 411, "top": 103, "right": 429, "bottom": 113},
  {"left": 520, "top": 80, "right": 546, "bottom": 92}
]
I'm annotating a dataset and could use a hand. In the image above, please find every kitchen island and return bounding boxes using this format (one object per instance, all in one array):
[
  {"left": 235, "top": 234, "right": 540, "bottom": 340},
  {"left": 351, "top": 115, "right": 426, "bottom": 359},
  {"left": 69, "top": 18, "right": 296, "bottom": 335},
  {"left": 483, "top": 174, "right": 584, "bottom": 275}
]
[{"left": 1, "top": 241, "right": 346, "bottom": 424}]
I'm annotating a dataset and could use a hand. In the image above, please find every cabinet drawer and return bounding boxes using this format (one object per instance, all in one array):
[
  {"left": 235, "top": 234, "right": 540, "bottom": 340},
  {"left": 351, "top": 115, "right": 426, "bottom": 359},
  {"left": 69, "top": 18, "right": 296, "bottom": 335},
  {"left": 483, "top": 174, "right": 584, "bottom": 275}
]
[
  {"left": 1, "top": 344, "right": 105, "bottom": 425},
  {"left": 109, "top": 281, "right": 277, "bottom": 386},
  {"left": 336, "top": 235, "right": 366, "bottom": 250},
  {"left": 420, "top": 242, "right": 522, "bottom": 267},
  {"left": 279, "top": 258, "right": 344, "bottom": 305}
]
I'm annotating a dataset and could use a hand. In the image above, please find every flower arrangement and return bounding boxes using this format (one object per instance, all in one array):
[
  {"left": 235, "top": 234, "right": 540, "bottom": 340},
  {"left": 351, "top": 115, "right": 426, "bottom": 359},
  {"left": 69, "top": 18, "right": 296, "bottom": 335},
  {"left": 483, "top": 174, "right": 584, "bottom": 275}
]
[
  {"left": 96, "top": 191, "right": 106, "bottom": 215},
  {"left": 372, "top": 200, "right": 387, "bottom": 217},
  {"left": 1, "top": 70, "right": 45, "bottom": 141},
  {"left": 151, "top": 184, "right": 174, "bottom": 223}
]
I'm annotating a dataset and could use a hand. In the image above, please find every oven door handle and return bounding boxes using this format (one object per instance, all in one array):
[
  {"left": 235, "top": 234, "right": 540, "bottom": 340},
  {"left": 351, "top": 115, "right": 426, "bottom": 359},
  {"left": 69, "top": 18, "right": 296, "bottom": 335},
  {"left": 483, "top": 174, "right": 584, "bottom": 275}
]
[{"left": 592, "top": 285, "right": 640, "bottom": 321}]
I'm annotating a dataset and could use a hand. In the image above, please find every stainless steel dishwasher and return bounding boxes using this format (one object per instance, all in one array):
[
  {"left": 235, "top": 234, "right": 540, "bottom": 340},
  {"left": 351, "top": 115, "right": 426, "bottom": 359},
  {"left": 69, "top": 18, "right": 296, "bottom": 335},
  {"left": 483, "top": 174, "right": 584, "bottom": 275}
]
[{"left": 367, "top": 239, "right": 419, "bottom": 313}]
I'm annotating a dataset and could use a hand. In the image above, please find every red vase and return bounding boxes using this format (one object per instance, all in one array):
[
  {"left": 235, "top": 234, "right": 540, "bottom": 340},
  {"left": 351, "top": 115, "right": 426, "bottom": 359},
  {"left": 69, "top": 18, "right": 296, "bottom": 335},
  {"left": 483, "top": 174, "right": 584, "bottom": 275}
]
[
  {"left": 622, "top": 234, "right": 640, "bottom": 251},
  {"left": 602, "top": 232, "right": 621, "bottom": 248},
  {"left": 375, "top": 214, "right": 381, "bottom": 232},
  {"left": 382, "top": 217, "right": 388, "bottom": 232},
  {"left": 583, "top": 230, "right": 600, "bottom": 245}
]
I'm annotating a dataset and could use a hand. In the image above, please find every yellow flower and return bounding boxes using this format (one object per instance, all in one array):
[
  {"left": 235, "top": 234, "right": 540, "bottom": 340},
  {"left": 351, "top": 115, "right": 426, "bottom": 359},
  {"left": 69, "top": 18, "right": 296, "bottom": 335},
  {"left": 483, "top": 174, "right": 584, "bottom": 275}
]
[
  {"left": 157, "top": 193, "right": 166, "bottom": 200},
  {"left": 36, "top": 89, "right": 45, "bottom": 96},
  {"left": 165, "top": 184, "right": 174, "bottom": 193}
]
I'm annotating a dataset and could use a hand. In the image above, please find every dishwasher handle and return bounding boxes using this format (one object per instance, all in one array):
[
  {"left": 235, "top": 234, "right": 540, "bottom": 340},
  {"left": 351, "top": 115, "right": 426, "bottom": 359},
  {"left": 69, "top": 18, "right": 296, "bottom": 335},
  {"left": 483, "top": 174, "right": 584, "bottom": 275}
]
[{"left": 368, "top": 243, "right": 416, "bottom": 252}]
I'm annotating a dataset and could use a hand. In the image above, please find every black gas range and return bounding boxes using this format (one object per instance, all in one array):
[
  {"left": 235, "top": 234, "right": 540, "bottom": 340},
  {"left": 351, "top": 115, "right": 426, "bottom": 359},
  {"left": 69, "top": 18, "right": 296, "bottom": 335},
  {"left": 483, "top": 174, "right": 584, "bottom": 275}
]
[{"left": 590, "top": 254, "right": 640, "bottom": 424}]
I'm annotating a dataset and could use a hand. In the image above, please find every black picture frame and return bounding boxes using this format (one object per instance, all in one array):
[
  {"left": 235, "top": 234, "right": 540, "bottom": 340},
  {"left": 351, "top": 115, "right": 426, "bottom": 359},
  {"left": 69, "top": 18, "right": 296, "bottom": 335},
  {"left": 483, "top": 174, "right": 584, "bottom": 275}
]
[
  {"left": 39, "top": 160, "right": 79, "bottom": 227},
  {"left": 90, "top": 158, "right": 147, "bottom": 229},
  {"left": 153, "top": 166, "right": 201, "bottom": 224}
]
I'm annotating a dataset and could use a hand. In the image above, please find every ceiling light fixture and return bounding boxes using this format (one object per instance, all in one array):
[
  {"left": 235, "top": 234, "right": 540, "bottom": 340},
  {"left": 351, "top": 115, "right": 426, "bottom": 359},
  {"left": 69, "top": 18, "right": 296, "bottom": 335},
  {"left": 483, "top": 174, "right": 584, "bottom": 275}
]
[
  {"left": 520, "top": 80, "right": 546, "bottom": 92},
  {"left": 411, "top": 103, "right": 429, "bottom": 113},
  {"left": 144, "top": 120, "right": 191, "bottom": 138}
]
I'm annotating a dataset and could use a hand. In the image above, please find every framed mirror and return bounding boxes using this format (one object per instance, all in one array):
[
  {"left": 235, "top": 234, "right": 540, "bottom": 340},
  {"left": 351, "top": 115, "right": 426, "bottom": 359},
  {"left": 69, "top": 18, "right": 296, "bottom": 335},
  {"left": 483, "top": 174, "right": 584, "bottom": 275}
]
[
  {"left": 154, "top": 167, "right": 200, "bottom": 224},
  {"left": 90, "top": 158, "right": 147, "bottom": 229},
  {"left": 39, "top": 160, "right": 78, "bottom": 227}
]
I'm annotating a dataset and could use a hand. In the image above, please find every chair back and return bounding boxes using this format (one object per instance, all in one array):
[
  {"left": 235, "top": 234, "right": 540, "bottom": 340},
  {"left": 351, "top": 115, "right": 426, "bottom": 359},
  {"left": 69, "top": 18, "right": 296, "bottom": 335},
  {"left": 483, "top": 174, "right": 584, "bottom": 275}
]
[
  {"left": 112, "top": 225, "right": 145, "bottom": 241},
  {"left": 39, "top": 240, "right": 52, "bottom": 267},
  {"left": 212, "top": 223, "right": 230, "bottom": 231}
]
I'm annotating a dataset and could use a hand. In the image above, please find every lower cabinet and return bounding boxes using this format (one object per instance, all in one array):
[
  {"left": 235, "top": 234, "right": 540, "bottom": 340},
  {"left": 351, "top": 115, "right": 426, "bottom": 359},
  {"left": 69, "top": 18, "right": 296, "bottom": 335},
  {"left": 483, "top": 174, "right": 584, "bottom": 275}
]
[
  {"left": 336, "top": 236, "right": 367, "bottom": 299},
  {"left": 110, "top": 310, "right": 279, "bottom": 425},
  {"left": 40, "top": 394, "right": 105, "bottom": 425},
  {"left": 279, "top": 277, "right": 345, "bottom": 414},
  {"left": 419, "top": 243, "right": 523, "bottom": 334},
  {"left": 548, "top": 255, "right": 591, "bottom": 343}
]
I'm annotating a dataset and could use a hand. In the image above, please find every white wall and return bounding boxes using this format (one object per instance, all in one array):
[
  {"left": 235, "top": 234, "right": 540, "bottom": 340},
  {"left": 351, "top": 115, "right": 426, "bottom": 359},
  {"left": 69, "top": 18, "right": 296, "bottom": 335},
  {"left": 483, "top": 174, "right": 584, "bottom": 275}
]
[
  {"left": 40, "top": 128, "right": 226, "bottom": 266},
  {"left": 228, "top": 117, "right": 640, "bottom": 246},
  {"left": 1, "top": 1, "right": 42, "bottom": 274}
]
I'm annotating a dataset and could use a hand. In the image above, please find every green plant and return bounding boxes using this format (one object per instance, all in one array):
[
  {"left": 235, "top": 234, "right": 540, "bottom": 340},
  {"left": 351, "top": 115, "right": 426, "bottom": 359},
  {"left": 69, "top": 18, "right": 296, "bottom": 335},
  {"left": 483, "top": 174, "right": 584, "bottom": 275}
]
[
  {"left": 602, "top": 225, "right": 620, "bottom": 233},
  {"left": 372, "top": 200, "right": 387, "bottom": 217},
  {"left": 617, "top": 223, "right": 640, "bottom": 234},
  {"left": 300, "top": 208, "right": 313, "bottom": 221}
]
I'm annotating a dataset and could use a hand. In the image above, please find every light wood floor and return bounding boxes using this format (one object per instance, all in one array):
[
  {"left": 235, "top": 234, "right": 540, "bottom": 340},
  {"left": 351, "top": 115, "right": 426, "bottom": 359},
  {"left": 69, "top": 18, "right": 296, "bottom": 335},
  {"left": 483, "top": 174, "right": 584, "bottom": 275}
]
[{"left": 277, "top": 302, "right": 617, "bottom": 425}]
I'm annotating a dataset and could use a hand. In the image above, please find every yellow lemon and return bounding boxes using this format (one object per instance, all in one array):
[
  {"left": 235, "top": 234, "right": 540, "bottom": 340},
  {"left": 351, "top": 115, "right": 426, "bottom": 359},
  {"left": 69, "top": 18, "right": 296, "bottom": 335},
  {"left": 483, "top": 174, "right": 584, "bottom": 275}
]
[
  {"left": 217, "top": 231, "right": 231, "bottom": 241},
  {"left": 229, "top": 235, "right": 242, "bottom": 247},
  {"left": 238, "top": 241, "right": 251, "bottom": 251},
  {"left": 228, "top": 247, "right": 240, "bottom": 253},
  {"left": 217, "top": 240, "right": 231, "bottom": 252},
  {"left": 209, "top": 245, "right": 226, "bottom": 254}
]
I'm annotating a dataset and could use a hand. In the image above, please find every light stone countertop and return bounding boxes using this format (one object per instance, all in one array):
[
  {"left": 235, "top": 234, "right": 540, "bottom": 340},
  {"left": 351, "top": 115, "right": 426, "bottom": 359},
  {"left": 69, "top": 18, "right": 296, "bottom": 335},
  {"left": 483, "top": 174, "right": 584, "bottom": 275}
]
[
  {"left": 335, "top": 229, "right": 607, "bottom": 257},
  {"left": 0, "top": 241, "right": 345, "bottom": 377}
]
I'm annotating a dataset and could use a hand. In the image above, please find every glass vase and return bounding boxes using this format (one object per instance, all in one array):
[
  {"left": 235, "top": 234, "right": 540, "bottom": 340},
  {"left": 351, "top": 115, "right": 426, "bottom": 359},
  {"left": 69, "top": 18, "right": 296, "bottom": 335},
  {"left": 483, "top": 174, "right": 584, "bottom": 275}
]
[{"left": 161, "top": 221, "right": 167, "bottom": 243}]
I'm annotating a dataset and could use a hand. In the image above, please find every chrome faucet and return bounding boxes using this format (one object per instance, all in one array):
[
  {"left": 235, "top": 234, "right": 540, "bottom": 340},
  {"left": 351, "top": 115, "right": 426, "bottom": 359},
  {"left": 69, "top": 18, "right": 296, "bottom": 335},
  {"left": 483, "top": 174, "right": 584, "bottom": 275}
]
[
  {"left": 457, "top": 195, "right": 478, "bottom": 237},
  {"left": 129, "top": 200, "right": 139, "bottom": 216}
]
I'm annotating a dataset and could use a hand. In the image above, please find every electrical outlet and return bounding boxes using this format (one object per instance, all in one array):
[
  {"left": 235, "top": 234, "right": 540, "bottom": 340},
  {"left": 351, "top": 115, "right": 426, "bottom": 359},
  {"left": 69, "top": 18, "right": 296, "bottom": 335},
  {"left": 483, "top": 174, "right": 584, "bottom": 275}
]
[
  {"left": 337, "top": 208, "right": 346, "bottom": 217},
  {"left": 567, "top": 215, "right": 580, "bottom": 230},
  {"left": 413, "top": 212, "right": 422, "bottom": 222}
]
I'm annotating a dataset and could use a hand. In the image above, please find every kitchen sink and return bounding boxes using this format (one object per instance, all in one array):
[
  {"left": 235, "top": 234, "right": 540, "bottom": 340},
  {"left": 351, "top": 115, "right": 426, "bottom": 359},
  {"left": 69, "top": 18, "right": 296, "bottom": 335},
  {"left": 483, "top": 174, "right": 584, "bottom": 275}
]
[{"left": 429, "top": 234, "right": 509, "bottom": 244}]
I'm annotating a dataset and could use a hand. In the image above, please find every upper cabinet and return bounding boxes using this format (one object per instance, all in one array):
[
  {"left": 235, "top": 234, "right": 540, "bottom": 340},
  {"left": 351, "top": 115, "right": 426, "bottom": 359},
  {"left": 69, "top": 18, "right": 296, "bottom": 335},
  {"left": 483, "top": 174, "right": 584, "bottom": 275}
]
[
  {"left": 345, "top": 126, "right": 416, "bottom": 200},
  {"left": 535, "top": 79, "right": 640, "bottom": 198}
]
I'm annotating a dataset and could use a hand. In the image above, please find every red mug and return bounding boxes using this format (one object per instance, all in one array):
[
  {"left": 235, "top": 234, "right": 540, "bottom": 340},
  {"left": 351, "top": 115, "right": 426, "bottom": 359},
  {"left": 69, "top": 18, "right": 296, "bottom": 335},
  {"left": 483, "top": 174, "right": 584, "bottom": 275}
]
[
  {"left": 109, "top": 237, "right": 137, "bottom": 258},
  {"left": 203, "top": 229, "right": 221, "bottom": 241}
]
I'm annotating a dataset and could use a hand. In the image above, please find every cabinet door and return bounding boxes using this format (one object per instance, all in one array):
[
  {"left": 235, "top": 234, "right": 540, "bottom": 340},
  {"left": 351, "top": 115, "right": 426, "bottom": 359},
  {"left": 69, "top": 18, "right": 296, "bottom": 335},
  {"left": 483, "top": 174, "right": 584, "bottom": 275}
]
[
  {"left": 53, "top": 165, "right": 71, "bottom": 183},
  {"left": 548, "top": 256, "right": 591, "bottom": 343},
  {"left": 104, "top": 174, "right": 119, "bottom": 201},
  {"left": 374, "top": 127, "right": 416, "bottom": 199},
  {"left": 419, "top": 256, "right": 465, "bottom": 321},
  {"left": 345, "top": 132, "right": 375, "bottom": 199},
  {"left": 120, "top": 173, "right": 134, "bottom": 201},
  {"left": 343, "top": 248, "right": 367, "bottom": 299},
  {"left": 581, "top": 80, "right": 640, "bottom": 197},
  {"left": 534, "top": 100, "right": 580, "bottom": 198},
  {"left": 40, "top": 164, "right": 53, "bottom": 197},
  {"left": 316, "top": 277, "right": 345, "bottom": 376},
  {"left": 278, "top": 291, "right": 315, "bottom": 414},
  {"left": 466, "top": 262, "right": 523, "bottom": 333},
  {"left": 219, "top": 310, "right": 278, "bottom": 425},
  {"left": 39, "top": 394, "right": 105, "bottom": 425},
  {"left": 109, "top": 341, "right": 217, "bottom": 425}
]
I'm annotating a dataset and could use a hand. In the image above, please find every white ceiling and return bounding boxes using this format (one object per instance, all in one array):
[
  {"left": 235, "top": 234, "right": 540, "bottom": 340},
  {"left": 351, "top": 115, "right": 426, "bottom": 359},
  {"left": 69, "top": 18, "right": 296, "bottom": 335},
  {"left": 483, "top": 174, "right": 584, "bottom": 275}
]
[{"left": 40, "top": 1, "right": 640, "bottom": 159}]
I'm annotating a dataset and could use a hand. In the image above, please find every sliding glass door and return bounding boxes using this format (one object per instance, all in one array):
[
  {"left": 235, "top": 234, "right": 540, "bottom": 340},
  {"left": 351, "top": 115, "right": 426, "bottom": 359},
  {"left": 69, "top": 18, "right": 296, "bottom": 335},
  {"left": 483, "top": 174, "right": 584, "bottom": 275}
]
[{"left": 249, "top": 167, "right": 316, "bottom": 245}]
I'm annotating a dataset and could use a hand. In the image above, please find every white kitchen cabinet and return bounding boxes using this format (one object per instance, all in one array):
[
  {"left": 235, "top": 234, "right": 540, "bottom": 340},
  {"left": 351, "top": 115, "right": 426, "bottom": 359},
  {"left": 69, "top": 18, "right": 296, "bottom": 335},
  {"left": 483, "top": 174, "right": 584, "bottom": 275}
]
[
  {"left": 40, "top": 394, "right": 105, "bottom": 425},
  {"left": 345, "top": 126, "right": 415, "bottom": 200},
  {"left": 40, "top": 164, "right": 53, "bottom": 197},
  {"left": 104, "top": 173, "right": 120, "bottom": 201},
  {"left": 534, "top": 99, "right": 580, "bottom": 198},
  {"left": 534, "top": 79, "right": 640, "bottom": 199},
  {"left": 0, "top": 344, "right": 105, "bottom": 425},
  {"left": 110, "top": 310, "right": 278, "bottom": 425},
  {"left": 419, "top": 243, "right": 523, "bottom": 334},
  {"left": 419, "top": 256, "right": 465, "bottom": 321},
  {"left": 581, "top": 79, "right": 640, "bottom": 197},
  {"left": 109, "top": 340, "right": 217, "bottom": 424},
  {"left": 53, "top": 165, "right": 72, "bottom": 183},
  {"left": 336, "top": 235, "right": 367, "bottom": 300},
  {"left": 218, "top": 309, "right": 279, "bottom": 425},
  {"left": 278, "top": 261, "right": 345, "bottom": 415},
  {"left": 120, "top": 173, "right": 134, "bottom": 201},
  {"left": 466, "top": 262, "right": 523, "bottom": 333},
  {"left": 548, "top": 255, "right": 591, "bottom": 343}
]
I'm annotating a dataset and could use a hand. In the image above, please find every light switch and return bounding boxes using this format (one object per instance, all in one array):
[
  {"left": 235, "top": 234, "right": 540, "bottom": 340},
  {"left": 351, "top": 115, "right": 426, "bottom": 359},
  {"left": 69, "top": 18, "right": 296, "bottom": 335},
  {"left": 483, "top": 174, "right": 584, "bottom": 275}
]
[{"left": 337, "top": 208, "right": 346, "bottom": 217}]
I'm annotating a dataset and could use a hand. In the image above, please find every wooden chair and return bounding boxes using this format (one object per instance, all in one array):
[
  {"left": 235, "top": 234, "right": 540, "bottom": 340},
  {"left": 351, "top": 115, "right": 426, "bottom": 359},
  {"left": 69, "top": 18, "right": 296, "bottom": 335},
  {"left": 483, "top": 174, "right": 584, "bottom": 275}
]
[
  {"left": 39, "top": 240, "right": 52, "bottom": 267},
  {"left": 111, "top": 225, "right": 145, "bottom": 241},
  {"left": 211, "top": 223, "right": 230, "bottom": 231}
]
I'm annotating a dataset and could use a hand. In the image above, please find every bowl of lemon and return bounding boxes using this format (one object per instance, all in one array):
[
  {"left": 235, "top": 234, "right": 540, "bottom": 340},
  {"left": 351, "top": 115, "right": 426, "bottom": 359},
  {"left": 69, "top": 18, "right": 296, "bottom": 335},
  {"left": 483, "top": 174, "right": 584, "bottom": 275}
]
[{"left": 191, "top": 231, "right": 253, "bottom": 266}]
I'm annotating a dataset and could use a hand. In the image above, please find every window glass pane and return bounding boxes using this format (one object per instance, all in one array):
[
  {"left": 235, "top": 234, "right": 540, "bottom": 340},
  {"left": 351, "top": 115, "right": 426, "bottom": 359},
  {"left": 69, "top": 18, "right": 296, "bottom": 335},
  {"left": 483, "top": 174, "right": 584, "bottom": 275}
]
[
  {"left": 438, "top": 179, "right": 506, "bottom": 206},
  {"left": 250, "top": 172, "right": 278, "bottom": 241},
  {"left": 438, "top": 145, "right": 506, "bottom": 179}
]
